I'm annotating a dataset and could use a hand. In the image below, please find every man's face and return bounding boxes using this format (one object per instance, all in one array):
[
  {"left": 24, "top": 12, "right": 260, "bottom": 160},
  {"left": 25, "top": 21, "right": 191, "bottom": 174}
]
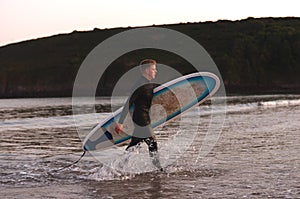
[{"left": 147, "top": 64, "right": 157, "bottom": 80}]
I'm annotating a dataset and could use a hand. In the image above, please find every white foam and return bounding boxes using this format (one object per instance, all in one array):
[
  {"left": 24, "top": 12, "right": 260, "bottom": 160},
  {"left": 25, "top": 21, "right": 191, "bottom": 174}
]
[{"left": 258, "top": 99, "right": 300, "bottom": 108}]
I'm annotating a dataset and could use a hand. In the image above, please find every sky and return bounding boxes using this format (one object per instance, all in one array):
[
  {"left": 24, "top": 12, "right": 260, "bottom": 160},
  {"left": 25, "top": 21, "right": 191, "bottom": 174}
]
[{"left": 0, "top": 0, "right": 299, "bottom": 47}]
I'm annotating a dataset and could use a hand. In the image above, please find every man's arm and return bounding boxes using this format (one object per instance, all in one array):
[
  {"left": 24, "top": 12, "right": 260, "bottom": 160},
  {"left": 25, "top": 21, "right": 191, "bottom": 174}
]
[
  {"left": 115, "top": 90, "right": 137, "bottom": 134},
  {"left": 115, "top": 98, "right": 129, "bottom": 134}
]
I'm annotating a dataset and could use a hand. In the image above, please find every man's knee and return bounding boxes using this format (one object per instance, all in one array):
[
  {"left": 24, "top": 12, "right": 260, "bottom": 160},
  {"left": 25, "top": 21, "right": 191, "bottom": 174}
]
[
  {"left": 126, "top": 137, "right": 142, "bottom": 151},
  {"left": 145, "top": 138, "right": 157, "bottom": 152}
]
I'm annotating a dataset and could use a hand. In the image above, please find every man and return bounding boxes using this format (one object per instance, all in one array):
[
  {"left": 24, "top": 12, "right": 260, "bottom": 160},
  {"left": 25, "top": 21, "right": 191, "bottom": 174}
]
[{"left": 114, "top": 59, "right": 162, "bottom": 170}]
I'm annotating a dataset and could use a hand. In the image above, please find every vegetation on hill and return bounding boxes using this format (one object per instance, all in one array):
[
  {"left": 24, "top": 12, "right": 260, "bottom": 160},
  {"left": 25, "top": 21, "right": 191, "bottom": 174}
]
[{"left": 0, "top": 17, "right": 299, "bottom": 98}]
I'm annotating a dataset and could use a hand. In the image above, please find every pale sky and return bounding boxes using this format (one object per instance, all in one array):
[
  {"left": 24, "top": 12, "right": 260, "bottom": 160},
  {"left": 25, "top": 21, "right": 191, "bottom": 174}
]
[{"left": 0, "top": 0, "right": 299, "bottom": 47}]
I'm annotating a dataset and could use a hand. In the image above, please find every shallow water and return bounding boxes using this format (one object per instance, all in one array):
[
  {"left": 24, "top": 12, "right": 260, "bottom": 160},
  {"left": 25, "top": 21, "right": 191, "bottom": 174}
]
[{"left": 0, "top": 95, "right": 299, "bottom": 198}]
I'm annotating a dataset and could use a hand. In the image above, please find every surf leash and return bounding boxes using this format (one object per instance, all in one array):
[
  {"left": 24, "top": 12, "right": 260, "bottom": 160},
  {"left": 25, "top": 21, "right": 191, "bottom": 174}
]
[{"left": 52, "top": 150, "right": 86, "bottom": 172}]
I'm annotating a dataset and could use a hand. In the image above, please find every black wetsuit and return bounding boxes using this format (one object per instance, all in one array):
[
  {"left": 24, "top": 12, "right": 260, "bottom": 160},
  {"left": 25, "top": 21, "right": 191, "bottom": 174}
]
[{"left": 118, "top": 76, "right": 159, "bottom": 152}]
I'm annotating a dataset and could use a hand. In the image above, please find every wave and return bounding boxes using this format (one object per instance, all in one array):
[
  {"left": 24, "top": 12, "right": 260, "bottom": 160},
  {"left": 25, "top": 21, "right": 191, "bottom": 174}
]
[
  {"left": 221, "top": 98, "right": 300, "bottom": 114},
  {"left": 258, "top": 99, "right": 300, "bottom": 107},
  {"left": 190, "top": 96, "right": 300, "bottom": 116}
]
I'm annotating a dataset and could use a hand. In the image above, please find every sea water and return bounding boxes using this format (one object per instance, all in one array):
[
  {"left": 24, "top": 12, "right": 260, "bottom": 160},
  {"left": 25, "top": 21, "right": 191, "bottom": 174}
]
[{"left": 0, "top": 95, "right": 299, "bottom": 198}]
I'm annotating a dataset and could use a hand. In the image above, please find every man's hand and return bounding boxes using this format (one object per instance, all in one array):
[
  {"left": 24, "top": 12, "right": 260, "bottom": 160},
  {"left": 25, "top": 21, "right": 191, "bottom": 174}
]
[{"left": 115, "top": 123, "right": 123, "bottom": 134}]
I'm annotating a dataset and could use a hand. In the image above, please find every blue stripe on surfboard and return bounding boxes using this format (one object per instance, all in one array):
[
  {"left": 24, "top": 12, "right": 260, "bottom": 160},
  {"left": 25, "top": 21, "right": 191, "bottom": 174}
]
[
  {"left": 114, "top": 135, "right": 132, "bottom": 145},
  {"left": 101, "top": 106, "right": 134, "bottom": 128},
  {"left": 83, "top": 131, "right": 113, "bottom": 151}
]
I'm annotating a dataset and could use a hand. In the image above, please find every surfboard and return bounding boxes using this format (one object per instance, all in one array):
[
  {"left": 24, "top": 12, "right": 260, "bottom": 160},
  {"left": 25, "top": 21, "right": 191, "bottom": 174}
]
[{"left": 83, "top": 72, "right": 220, "bottom": 151}]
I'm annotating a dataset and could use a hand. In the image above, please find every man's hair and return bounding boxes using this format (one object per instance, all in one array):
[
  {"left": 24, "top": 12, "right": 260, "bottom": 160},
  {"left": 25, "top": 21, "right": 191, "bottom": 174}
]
[{"left": 139, "top": 59, "right": 156, "bottom": 73}]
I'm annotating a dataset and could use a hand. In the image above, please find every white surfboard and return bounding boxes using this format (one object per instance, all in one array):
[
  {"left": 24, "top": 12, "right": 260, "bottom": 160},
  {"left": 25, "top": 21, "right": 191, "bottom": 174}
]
[{"left": 83, "top": 72, "right": 220, "bottom": 151}]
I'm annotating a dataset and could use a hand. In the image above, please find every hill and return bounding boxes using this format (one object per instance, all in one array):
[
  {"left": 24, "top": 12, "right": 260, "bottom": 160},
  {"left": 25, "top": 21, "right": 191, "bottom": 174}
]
[{"left": 0, "top": 17, "right": 300, "bottom": 98}]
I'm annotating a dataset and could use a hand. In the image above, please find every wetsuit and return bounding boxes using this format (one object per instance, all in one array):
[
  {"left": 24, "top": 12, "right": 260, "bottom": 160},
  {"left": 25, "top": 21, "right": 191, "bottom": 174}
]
[{"left": 118, "top": 76, "right": 159, "bottom": 152}]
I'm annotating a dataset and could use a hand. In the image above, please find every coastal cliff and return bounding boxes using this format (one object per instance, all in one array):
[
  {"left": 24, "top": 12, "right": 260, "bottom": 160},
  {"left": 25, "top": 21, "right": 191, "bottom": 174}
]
[{"left": 0, "top": 17, "right": 299, "bottom": 98}]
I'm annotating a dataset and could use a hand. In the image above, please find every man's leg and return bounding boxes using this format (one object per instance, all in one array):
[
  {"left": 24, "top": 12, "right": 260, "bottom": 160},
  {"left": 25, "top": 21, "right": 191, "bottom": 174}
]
[
  {"left": 144, "top": 137, "right": 163, "bottom": 171},
  {"left": 126, "top": 136, "right": 143, "bottom": 151}
]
